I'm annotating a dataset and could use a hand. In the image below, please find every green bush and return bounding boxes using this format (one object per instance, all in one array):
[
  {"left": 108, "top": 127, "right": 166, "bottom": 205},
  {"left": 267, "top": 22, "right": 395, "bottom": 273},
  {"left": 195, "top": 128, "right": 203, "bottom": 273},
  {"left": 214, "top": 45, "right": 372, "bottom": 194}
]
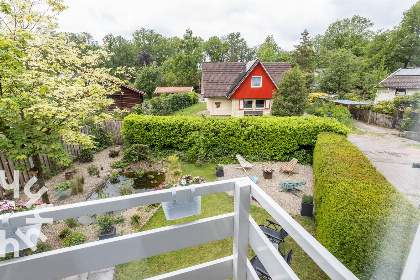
[
  {"left": 401, "top": 108, "right": 420, "bottom": 131},
  {"left": 372, "top": 100, "right": 397, "bottom": 116},
  {"left": 123, "top": 144, "right": 150, "bottom": 162},
  {"left": 306, "top": 100, "right": 354, "bottom": 128},
  {"left": 96, "top": 215, "right": 116, "bottom": 234},
  {"left": 62, "top": 230, "right": 86, "bottom": 247},
  {"left": 58, "top": 228, "right": 71, "bottom": 239},
  {"left": 122, "top": 115, "right": 349, "bottom": 163},
  {"left": 89, "top": 125, "right": 114, "bottom": 151},
  {"left": 78, "top": 149, "right": 94, "bottom": 162},
  {"left": 55, "top": 181, "right": 71, "bottom": 191},
  {"left": 313, "top": 132, "right": 420, "bottom": 280},
  {"left": 141, "top": 92, "right": 198, "bottom": 116},
  {"left": 87, "top": 164, "right": 99, "bottom": 176},
  {"left": 65, "top": 218, "right": 80, "bottom": 228},
  {"left": 302, "top": 194, "right": 313, "bottom": 204}
]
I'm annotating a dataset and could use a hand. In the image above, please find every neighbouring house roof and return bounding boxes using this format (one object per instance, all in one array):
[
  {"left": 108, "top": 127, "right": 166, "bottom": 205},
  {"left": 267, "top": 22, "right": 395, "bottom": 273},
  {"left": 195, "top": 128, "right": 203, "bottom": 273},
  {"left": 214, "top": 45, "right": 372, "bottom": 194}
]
[
  {"left": 116, "top": 83, "right": 146, "bottom": 95},
  {"left": 202, "top": 60, "right": 292, "bottom": 98},
  {"left": 379, "top": 68, "right": 420, "bottom": 89},
  {"left": 154, "top": 87, "right": 194, "bottom": 94}
]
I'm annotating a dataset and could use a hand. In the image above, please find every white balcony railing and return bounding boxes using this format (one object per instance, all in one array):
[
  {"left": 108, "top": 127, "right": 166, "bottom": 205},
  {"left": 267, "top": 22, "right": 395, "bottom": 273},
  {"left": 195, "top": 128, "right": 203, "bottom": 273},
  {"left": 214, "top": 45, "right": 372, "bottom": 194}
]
[{"left": 1, "top": 178, "right": 418, "bottom": 279}]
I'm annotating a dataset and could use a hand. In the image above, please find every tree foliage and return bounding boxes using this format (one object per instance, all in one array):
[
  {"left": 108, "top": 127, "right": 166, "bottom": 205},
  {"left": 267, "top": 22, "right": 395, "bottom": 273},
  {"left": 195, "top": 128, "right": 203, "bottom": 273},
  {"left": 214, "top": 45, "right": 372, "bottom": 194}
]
[
  {"left": 134, "top": 61, "right": 162, "bottom": 97},
  {"left": 256, "top": 35, "right": 282, "bottom": 62},
  {"left": 292, "top": 29, "right": 316, "bottom": 72},
  {"left": 271, "top": 66, "right": 308, "bottom": 116}
]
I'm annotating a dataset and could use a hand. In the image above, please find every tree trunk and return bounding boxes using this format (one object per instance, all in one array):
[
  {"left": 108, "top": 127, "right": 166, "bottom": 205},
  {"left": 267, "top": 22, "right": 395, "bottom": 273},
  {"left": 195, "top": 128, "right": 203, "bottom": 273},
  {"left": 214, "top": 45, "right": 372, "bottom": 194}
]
[{"left": 31, "top": 154, "right": 50, "bottom": 204}]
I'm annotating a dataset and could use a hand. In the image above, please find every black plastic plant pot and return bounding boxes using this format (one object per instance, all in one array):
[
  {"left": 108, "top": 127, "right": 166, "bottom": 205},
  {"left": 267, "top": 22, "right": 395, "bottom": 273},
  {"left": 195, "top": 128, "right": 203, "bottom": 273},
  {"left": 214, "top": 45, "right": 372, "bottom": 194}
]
[
  {"left": 99, "top": 226, "right": 116, "bottom": 240},
  {"left": 215, "top": 170, "right": 224, "bottom": 177},
  {"left": 301, "top": 203, "right": 314, "bottom": 217}
]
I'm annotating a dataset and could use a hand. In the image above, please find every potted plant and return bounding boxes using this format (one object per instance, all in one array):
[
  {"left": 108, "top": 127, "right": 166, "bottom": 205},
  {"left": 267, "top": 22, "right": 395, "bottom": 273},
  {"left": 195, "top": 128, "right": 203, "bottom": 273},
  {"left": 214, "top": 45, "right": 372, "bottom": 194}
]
[
  {"left": 262, "top": 167, "right": 274, "bottom": 179},
  {"left": 156, "top": 175, "right": 206, "bottom": 220},
  {"left": 96, "top": 215, "right": 117, "bottom": 240},
  {"left": 215, "top": 165, "right": 224, "bottom": 177},
  {"left": 301, "top": 195, "right": 314, "bottom": 217}
]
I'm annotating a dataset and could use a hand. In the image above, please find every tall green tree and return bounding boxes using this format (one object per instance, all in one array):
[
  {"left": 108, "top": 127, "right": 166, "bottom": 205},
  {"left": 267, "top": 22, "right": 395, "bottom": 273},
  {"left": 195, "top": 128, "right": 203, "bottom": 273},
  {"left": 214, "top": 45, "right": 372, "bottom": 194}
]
[
  {"left": 271, "top": 66, "right": 308, "bottom": 116},
  {"left": 132, "top": 28, "right": 174, "bottom": 65},
  {"left": 390, "top": 1, "right": 420, "bottom": 68},
  {"left": 103, "top": 34, "right": 136, "bottom": 70},
  {"left": 292, "top": 29, "right": 316, "bottom": 72},
  {"left": 222, "top": 32, "right": 255, "bottom": 62},
  {"left": 134, "top": 61, "right": 162, "bottom": 98},
  {"left": 315, "top": 15, "right": 373, "bottom": 57},
  {"left": 319, "top": 48, "right": 362, "bottom": 94},
  {"left": 161, "top": 29, "right": 203, "bottom": 86},
  {"left": 0, "top": 1, "right": 119, "bottom": 201},
  {"left": 203, "top": 36, "right": 227, "bottom": 62},
  {"left": 256, "top": 35, "right": 282, "bottom": 62}
]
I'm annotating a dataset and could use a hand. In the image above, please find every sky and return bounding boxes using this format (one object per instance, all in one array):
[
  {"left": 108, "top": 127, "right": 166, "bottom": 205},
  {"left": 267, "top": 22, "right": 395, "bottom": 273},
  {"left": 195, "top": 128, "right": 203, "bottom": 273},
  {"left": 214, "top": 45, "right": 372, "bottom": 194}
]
[{"left": 57, "top": 0, "right": 418, "bottom": 50}]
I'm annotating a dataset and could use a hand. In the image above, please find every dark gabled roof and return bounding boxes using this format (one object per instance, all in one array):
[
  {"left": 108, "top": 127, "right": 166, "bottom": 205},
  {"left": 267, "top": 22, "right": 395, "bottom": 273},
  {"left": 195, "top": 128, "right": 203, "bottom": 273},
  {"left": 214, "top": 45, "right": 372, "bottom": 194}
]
[
  {"left": 120, "top": 83, "right": 146, "bottom": 95},
  {"left": 201, "top": 60, "right": 292, "bottom": 98},
  {"left": 379, "top": 68, "right": 420, "bottom": 89}
]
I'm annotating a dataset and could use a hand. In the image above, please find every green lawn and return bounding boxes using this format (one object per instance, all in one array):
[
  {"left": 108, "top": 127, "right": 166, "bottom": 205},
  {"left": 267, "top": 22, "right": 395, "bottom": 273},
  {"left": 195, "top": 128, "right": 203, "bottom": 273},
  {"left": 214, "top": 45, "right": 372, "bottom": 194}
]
[
  {"left": 116, "top": 162, "right": 324, "bottom": 279},
  {"left": 172, "top": 102, "right": 207, "bottom": 116}
]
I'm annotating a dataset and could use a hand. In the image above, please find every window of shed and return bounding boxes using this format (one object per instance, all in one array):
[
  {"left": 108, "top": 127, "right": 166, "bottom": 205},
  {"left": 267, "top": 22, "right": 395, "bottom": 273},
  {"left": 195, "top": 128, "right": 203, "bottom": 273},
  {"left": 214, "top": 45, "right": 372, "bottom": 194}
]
[
  {"left": 396, "top": 89, "right": 406, "bottom": 95},
  {"left": 256, "top": 100, "right": 265, "bottom": 109},
  {"left": 244, "top": 100, "right": 253, "bottom": 109},
  {"left": 251, "top": 76, "right": 262, "bottom": 88}
]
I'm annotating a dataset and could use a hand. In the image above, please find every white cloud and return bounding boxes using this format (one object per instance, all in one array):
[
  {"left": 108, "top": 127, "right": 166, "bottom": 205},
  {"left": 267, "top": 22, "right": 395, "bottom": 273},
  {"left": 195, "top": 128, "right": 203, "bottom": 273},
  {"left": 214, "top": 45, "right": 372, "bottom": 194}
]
[{"left": 58, "top": 0, "right": 418, "bottom": 50}]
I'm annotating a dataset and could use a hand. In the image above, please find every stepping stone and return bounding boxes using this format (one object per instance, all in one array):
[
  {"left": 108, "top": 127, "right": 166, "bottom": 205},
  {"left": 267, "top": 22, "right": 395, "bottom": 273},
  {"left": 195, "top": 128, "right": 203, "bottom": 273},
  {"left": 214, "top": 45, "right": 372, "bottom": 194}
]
[{"left": 77, "top": 215, "right": 95, "bottom": 226}]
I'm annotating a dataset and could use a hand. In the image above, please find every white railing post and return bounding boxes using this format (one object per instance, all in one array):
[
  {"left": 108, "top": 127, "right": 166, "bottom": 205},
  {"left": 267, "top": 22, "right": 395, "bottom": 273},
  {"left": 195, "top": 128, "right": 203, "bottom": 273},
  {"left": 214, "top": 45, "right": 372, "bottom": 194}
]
[{"left": 233, "top": 179, "right": 251, "bottom": 280}]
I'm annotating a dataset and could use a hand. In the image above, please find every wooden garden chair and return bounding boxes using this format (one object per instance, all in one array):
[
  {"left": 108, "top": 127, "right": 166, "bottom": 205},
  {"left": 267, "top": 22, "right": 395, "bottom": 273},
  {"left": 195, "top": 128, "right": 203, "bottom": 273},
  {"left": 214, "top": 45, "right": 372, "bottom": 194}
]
[
  {"left": 235, "top": 154, "right": 253, "bottom": 174},
  {"left": 279, "top": 158, "right": 298, "bottom": 176}
]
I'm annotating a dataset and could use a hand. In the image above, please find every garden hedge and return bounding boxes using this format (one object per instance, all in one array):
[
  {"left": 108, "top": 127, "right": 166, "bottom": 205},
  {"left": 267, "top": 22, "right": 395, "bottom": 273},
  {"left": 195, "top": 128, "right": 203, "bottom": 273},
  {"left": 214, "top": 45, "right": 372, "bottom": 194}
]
[
  {"left": 122, "top": 115, "right": 349, "bottom": 163},
  {"left": 313, "top": 132, "right": 420, "bottom": 280}
]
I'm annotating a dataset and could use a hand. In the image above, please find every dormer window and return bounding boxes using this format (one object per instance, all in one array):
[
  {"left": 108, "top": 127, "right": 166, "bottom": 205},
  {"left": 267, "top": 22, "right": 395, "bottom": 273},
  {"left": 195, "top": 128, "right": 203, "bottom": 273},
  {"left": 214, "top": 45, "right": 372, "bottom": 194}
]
[{"left": 251, "top": 76, "right": 262, "bottom": 88}]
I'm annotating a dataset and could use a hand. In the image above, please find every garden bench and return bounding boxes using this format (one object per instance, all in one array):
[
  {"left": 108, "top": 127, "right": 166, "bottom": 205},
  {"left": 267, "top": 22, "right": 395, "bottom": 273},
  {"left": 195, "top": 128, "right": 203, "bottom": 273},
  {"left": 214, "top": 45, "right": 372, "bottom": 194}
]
[
  {"left": 279, "top": 158, "right": 298, "bottom": 176},
  {"left": 279, "top": 181, "right": 306, "bottom": 197}
]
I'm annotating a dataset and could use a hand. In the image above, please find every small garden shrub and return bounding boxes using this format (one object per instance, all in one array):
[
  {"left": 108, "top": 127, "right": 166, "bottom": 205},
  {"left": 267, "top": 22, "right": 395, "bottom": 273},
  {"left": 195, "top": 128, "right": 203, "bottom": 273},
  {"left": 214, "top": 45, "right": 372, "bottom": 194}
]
[
  {"left": 123, "top": 144, "right": 150, "bottom": 162},
  {"left": 65, "top": 218, "right": 80, "bottom": 228},
  {"left": 89, "top": 124, "right": 114, "bottom": 151},
  {"left": 122, "top": 115, "right": 349, "bottom": 163},
  {"left": 313, "top": 132, "right": 420, "bottom": 280},
  {"left": 96, "top": 215, "right": 115, "bottom": 234},
  {"left": 110, "top": 160, "right": 129, "bottom": 169},
  {"left": 109, "top": 170, "right": 120, "bottom": 183},
  {"left": 301, "top": 194, "right": 313, "bottom": 204},
  {"left": 56, "top": 190, "right": 69, "bottom": 200},
  {"left": 109, "top": 148, "right": 120, "bottom": 158},
  {"left": 58, "top": 228, "right": 71, "bottom": 239},
  {"left": 87, "top": 164, "right": 99, "bottom": 176},
  {"left": 78, "top": 149, "right": 94, "bottom": 162},
  {"left": 70, "top": 176, "right": 84, "bottom": 195},
  {"left": 23, "top": 242, "right": 52, "bottom": 256},
  {"left": 131, "top": 214, "right": 141, "bottom": 228},
  {"left": 55, "top": 181, "right": 71, "bottom": 192},
  {"left": 62, "top": 230, "right": 86, "bottom": 247}
]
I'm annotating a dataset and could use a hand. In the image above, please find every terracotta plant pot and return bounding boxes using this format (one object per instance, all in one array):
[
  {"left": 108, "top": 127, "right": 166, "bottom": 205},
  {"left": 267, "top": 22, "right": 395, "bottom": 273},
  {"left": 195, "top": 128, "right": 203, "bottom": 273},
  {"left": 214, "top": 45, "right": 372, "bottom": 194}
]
[{"left": 263, "top": 171, "right": 273, "bottom": 179}]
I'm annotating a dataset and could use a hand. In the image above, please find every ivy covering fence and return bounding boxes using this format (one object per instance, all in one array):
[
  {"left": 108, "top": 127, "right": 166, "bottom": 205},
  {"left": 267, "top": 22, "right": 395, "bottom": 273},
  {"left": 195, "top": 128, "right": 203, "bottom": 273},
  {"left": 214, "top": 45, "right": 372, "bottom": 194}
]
[
  {"left": 313, "top": 132, "right": 420, "bottom": 280},
  {"left": 122, "top": 115, "right": 349, "bottom": 163}
]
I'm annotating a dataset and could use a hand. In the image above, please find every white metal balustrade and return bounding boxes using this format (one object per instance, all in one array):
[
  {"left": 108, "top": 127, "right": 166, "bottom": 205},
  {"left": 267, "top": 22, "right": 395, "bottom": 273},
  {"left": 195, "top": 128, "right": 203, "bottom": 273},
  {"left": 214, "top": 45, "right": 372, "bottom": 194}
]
[{"left": 2, "top": 177, "right": 412, "bottom": 280}]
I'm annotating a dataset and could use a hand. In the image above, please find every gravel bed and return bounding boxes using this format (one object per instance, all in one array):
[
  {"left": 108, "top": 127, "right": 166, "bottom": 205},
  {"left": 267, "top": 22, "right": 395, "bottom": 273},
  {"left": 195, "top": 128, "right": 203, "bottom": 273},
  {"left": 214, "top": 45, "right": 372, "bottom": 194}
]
[{"left": 219, "top": 161, "right": 314, "bottom": 215}]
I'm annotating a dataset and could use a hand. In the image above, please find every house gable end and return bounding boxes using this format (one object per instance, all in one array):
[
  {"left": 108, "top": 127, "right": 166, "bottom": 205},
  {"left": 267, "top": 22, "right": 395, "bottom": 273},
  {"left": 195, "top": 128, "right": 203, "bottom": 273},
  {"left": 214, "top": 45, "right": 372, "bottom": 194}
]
[{"left": 229, "top": 63, "right": 277, "bottom": 99}]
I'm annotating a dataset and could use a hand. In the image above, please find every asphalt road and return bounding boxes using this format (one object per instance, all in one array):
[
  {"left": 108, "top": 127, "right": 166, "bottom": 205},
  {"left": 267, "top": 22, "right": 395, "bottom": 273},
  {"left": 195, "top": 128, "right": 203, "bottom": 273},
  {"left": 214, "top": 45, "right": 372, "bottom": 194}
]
[{"left": 348, "top": 121, "right": 420, "bottom": 207}]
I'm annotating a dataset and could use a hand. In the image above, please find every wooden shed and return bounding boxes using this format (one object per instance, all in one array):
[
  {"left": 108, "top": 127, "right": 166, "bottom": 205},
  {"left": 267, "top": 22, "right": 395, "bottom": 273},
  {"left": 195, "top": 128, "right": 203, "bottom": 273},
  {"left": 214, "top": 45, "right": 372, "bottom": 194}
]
[{"left": 108, "top": 83, "right": 146, "bottom": 111}]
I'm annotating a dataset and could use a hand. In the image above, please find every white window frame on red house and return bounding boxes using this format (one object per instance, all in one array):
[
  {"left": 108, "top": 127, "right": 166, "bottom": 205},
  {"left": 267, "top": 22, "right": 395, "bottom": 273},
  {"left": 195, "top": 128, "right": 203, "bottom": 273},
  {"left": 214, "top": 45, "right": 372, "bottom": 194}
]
[
  {"left": 251, "top": 76, "right": 262, "bottom": 88},
  {"left": 244, "top": 100, "right": 253, "bottom": 109},
  {"left": 239, "top": 100, "right": 253, "bottom": 110},
  {"left": 255, "top": 99, "right": 265, "bottom": 109}
]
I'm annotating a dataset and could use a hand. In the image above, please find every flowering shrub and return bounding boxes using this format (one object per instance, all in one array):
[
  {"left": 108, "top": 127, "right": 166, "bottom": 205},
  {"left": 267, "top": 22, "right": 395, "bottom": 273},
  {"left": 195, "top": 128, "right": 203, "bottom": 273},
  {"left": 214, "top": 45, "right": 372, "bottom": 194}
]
[
  {"left": 154, "top": 175, "right": 206, "bottom": 191},
  {"left": 262, "top": 167, "right": 274, "bottom": 173},
  {"left": 0, "top": 201, "right": 48, "bottom": 214}
]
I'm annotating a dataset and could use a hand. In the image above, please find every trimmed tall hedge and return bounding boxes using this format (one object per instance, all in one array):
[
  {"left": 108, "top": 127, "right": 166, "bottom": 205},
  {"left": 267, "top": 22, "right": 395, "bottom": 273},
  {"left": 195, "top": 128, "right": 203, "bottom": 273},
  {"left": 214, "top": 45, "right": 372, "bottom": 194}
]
[
  {"left": 314, "top": 132, "right": 420, "bottom": 280},
  {"left": 122, "top": 115, "right": 349, "bottom": 163}
]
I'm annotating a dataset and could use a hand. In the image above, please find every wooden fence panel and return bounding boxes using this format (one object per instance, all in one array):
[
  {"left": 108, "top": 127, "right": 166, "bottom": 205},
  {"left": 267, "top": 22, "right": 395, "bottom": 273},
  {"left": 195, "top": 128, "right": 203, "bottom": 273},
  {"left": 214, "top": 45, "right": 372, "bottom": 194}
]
[{"left": 350, "top": 108, "right": 395, "bottom": 128}]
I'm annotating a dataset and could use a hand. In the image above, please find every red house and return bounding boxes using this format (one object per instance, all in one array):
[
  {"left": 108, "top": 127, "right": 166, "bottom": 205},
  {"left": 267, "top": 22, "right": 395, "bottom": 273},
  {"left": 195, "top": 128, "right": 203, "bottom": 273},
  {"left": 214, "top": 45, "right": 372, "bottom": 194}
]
[
  {"left": 202, "top": 59, "right": 292, "bottom": 116},
  {"left": 108, "top": 83, "right": 146, "bottom": 111}
]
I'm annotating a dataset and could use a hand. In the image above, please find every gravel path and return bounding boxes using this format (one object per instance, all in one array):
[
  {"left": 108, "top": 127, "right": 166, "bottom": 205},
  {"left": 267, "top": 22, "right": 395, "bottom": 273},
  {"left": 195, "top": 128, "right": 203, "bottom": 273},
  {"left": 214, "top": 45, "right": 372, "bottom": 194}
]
[
  {"left": 349, "top": 121, "right": 420, "bottom": 206},
  {"left": 218, "top": 161, "right": 314, "bottom": 215}
]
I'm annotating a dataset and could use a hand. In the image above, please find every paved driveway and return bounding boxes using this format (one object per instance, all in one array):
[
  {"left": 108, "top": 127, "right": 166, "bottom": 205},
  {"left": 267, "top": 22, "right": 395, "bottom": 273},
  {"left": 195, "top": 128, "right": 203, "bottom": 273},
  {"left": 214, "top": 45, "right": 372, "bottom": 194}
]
[{"left": 348, "top": 121, "right": 420, "bottom": 206}]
